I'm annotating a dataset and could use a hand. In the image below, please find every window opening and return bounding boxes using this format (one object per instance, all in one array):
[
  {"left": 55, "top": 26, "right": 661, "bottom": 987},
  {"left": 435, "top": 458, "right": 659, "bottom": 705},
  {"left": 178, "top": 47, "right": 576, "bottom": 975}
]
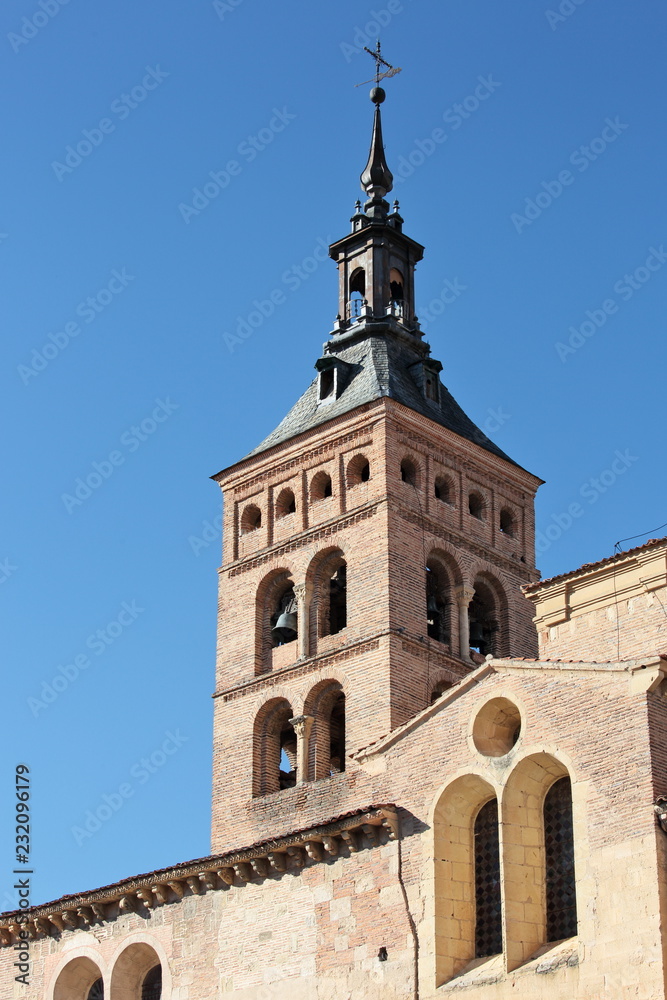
[
  {"left": 401, "top": 458, "right": 417, "bottom": 485},
  {"left": 271, "top": 588, "right": 297, "bottom": 646},
  {"left": 141, "top": 966, "right": 162, "bottom": 1000},
  {"left": 241, "top": 504, "right": 261, "bottom": 533},
  {"left": 276, "top": 488, "right": 296, "bottom": 517},
  {"left": 347, "top": 454, "right": 370, "bottom": 486},
  {"left": 426, "top": 565, "right": 450, "bottom": 644},
  {"left": 545, "top": 777, "right": 578, "bottom": 941},
  {"left": 349, "top": 268, "right": 366, "bottom": 318},
  {"left": 499, "top": 508, "right": 515, "bottom": 537},
  {"left": 434, "top": 476, "right": 451, "bottom": 504},
  {"left": 474, "top": 799, "right": 502, "bottom": 957},
  {"left": 311, "top": 471, "right": 333, "bottom": 501},
  {"left": 328, "top": 563, "right": 347, "bottom": 635},
  {"left": 319, "top": 368, "right": 335, "bottom": 400},
  {"left": 87, "top": 981, "right": 104, "bottom": 1000},
  {"left": 469, "top": 492, "right": 484, "bottom": 519},
  {"left": 329, "top": 692, "right": 346, "bottom": 774},
  {"left": 430, "top": 680, "right": 452, "bottom": 704}
]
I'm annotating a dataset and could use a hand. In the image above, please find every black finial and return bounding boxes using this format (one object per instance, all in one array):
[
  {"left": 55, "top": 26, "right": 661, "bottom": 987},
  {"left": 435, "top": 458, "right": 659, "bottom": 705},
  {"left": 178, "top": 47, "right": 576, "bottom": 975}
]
[{"left": 357, "top": 44, "right": 400, "bottom": 218}]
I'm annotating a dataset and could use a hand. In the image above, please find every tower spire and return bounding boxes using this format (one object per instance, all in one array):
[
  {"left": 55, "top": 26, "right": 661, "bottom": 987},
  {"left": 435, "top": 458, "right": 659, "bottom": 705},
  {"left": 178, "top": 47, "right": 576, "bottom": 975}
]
[{"left": 358, "top": 43, "right": 397, "bottom": 220}]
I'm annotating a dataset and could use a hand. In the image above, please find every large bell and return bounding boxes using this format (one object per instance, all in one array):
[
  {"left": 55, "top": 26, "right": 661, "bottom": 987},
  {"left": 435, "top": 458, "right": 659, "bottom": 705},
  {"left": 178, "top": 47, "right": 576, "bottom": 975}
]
[{"left": 272, "top": 611, "right": 297, "bottom": 644}]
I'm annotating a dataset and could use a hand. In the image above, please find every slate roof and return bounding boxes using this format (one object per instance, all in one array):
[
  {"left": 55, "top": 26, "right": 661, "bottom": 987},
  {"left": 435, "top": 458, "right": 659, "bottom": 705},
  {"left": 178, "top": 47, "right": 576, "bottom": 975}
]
[{"left": 243, "top": 328, "right": 524, "bottom": 470}]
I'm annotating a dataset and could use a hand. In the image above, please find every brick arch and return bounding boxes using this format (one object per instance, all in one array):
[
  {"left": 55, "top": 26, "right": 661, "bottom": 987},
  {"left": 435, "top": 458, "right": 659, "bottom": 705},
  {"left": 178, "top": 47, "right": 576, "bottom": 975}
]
[
  {"left": 426, "top": 549, "right": 463, "bottom": 653},
  {"left": 109, "top": 934, "right": 168, "bottom": 1000},
  {"left": 432, "top": 772, "right": 500, "bottom": 985},
  {"left": 501, "top": 752, "right": 576, "bottom": 970},
  {"left": 399, "top": 452, "right": 421, "bottom": 488},
  {"left": 252, "top": 696, "right": 296, "bottom": 796},
  {"left": 255, "top": 566, "right": 297, "bottom": 673},
  {"left": 306, "top": 547, "right": 347, "bottom": 647},
  {"left": 51, "top": 953, "right": 105, "bottom": 1000},
  {"left": 303, "top": 678, "right": 346, "bottom": 780},
  {"left": 468, "top": 569, "right": 510, "bottom": 657}
]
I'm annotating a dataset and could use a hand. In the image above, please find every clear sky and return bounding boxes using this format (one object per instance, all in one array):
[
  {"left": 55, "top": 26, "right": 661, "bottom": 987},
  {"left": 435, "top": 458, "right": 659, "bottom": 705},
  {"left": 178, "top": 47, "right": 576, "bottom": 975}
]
[{"left": 2, "top": 0, "right": 666, "bottom": 908}]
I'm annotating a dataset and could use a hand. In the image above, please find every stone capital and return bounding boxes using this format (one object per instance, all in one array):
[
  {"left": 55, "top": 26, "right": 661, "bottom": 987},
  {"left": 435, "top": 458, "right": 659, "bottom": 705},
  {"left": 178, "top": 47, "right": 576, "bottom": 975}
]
[
  {"left": 454, "top": 585, "right": 475, "bottom": 606},
  {"left": 289, "top": 714, "right": 314, "bottom": 739}
]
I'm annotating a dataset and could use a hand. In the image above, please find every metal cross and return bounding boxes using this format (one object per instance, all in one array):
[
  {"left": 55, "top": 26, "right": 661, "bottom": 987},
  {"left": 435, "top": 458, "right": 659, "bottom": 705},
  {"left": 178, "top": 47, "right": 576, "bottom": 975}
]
[{"left": 355, "top": 41, "right": 402, "bottom": 87}]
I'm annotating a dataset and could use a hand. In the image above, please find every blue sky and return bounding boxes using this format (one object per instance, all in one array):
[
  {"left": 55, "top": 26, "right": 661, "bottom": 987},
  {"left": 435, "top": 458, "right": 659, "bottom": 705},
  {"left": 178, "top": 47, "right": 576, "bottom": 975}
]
[{"left": 2, "top": 0, "right": 666, "bottom": 907}]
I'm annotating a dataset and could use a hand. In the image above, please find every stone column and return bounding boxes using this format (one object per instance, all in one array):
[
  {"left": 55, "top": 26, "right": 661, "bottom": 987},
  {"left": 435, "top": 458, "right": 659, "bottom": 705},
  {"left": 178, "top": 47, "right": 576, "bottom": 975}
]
[
  {"left": 293, "top": 582, "right": 309, "bottom": 660},
  {"left": 289, "top": 715, "right": 314, "bottom": 784},
  {"left": 455, "top": 585, "right": 475, "bottom": 661}
]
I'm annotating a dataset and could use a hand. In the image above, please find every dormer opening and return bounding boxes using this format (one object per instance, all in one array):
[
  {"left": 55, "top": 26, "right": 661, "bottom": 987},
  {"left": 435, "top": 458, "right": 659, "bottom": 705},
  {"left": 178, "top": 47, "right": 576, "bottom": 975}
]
[{"left": 319, "top": 367, "right": 335, "bottom": 400}]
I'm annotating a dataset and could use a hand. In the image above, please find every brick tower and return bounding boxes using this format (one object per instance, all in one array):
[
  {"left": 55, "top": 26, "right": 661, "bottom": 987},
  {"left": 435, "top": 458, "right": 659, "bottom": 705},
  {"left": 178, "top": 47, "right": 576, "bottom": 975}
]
[{"left": 211, "top": 83, "right": 542, "bottom": 852}]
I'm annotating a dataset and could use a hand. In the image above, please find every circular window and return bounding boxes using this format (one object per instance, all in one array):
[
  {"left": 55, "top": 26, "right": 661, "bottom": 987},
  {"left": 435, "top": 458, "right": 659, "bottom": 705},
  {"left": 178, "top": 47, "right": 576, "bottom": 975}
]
[{"left": 472, "top": 698, "right": 521, "bottom": 757}]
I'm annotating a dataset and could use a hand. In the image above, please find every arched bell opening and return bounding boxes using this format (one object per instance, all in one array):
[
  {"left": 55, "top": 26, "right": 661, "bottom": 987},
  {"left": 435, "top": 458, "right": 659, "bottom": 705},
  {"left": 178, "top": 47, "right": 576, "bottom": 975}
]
[
  {"left": 389, "top": 266, "right": 405, "bottom": 316},
  {"left": 348, "top": 267, "right": 366, "bottom": 319},
  {"left": 304, "top": 680, "right": 346, "bottom": 780},
  {"left": 426, "top": 561, "right": 451, "bottom": 646},
  {"left": 468, "top": 581, "right": 499, "bottom": 657},
  {"left": 271, "top": 583, "right": 298, "bottom": 647},
  {"left": 253, "top": 698, "right": 297, "bottom": 795}
]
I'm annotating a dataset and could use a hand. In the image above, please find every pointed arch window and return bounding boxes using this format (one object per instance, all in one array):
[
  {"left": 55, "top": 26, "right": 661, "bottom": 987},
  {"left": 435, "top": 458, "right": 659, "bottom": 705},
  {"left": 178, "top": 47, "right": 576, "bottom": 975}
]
[
  {"left": 469, "top": 584, "right": 498, "bottom": 657},
  {"left": 328, "top": 691, "right": 346, "bottom": 774},
  {"left": 474, "top": 799, "right": 502, "bottom": 957},
  {"left": 545, "top": 776, "right": 578, "bottom": 941},
  {"left": 87, "top": 981, "right": 104, "bottom": 1000}
]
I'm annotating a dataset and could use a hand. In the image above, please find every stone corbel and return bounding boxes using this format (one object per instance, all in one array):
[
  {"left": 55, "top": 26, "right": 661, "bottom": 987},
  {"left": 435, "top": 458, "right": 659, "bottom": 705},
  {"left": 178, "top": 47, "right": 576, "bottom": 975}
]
[
  {"left": 217, "top": 867, "right": 235, "bottom": 885},
  {"left": 150, "top": 885, "right": 170, "bottom": 906},
  {"left": 118, "top": 895, "right": 136, "bottom": 914},
  {"left": 286, "top": 846, "right": 306, "bottom": 867},
  {"left": 135, "top": 888, "right": 155, "bottom": 908},
  {"left": 268, "top": 852, "right": 287, "bottom": 872},
  {"left": 322, "top": 835, "right": 339, "bottom": 856},
  {"left": 168, "top": 880, "right": 185, "bottom": 899},
  {"left": 340, "top": 830, "right": 358, "bottom": 853},
  {"left": 61, "top": 910, "right": 79, "bottom": 929},
  {"left": 305, "top": 841, "right": 323, "bottom": 862},
  {"left": 49, "top": 914, "right": 65, "bottom": 933},
  {"left": 362, "top": 823, "right": 379, "bottom": 846},
  {"left": 186, "top": 877, "right": 202, "bottom": 895},
  {"left": 77, "top": 907, "right": 94, "bottom": 926},
  {"left": 199, "top": 871, "right": 218, "bottom": 891},
  {"left": 91, "top": 903, "right": 107, "bottom": 921},
  {"left": 233, "top": 863, "right": 253, "bottom": 883},
  {"left": 250, "top": 858, "right": 269, "bottom": 878},
  {"left": 380, "top": 808, "right": 400, "bottom": 841},
  {"left": 0, "top": 928, "right": 12, "bottom": 946}
]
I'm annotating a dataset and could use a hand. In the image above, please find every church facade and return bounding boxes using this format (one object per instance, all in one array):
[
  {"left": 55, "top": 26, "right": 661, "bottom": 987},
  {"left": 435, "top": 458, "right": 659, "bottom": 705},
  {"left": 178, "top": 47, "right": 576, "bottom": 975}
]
[{"left": 3, "top": 83, "right": 667, "bottom": 1000}]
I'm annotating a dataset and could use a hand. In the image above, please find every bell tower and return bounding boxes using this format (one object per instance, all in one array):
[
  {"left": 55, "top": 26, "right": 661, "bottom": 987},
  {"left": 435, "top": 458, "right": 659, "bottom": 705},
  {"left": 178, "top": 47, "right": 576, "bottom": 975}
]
[{"left": 210, "top": 81, "right": 542, "bottom": 853}]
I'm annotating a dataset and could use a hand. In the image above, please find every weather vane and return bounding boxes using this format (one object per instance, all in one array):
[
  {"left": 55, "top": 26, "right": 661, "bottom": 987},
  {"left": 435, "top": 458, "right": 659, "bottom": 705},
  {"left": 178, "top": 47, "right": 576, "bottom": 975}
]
[{"left": 355, "top": 41, "right": 402, "bottom": 87}]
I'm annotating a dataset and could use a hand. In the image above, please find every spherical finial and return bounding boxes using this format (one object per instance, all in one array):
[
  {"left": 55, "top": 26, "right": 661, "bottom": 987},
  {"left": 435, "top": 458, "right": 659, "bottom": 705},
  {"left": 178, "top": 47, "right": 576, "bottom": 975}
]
[{"left": 370, "top": 86, "right": 386, "bottom": 105}]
